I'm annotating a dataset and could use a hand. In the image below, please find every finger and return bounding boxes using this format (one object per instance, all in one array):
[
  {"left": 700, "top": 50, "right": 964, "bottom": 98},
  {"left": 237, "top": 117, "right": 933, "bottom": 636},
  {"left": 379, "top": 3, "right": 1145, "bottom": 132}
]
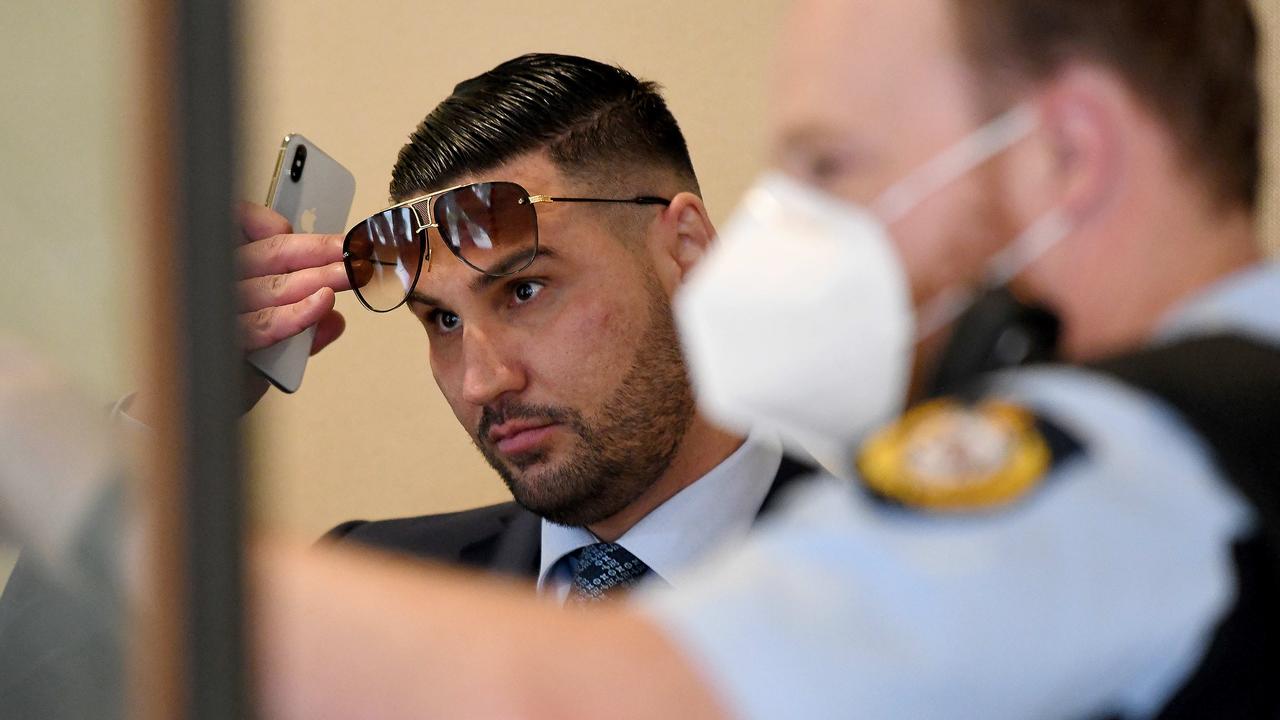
[
  {"left": 238, "top": 233, "right": 344, "bottom": 277},
  {"left": 238, "top": 201, "right": 292, "bottom": 243},
  {"left": 239, "top": 287, "right": 336, "bottom": 352},
  {"left": 310, "top": 310, "right": 346, "bottom": 356},
  {"left": 237, "top": 261, "right": 351, "bottom": 312}
]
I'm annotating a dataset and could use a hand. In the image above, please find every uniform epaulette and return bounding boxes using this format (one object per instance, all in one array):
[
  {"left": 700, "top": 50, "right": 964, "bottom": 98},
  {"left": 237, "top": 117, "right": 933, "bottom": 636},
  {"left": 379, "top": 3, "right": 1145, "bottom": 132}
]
[{"left": 856, "top": 397, "right": 1083, "bottom": 512}]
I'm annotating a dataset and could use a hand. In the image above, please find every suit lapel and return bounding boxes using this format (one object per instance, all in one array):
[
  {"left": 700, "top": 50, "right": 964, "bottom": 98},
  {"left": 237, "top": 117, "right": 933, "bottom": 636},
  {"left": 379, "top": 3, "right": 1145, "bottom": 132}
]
[
  {"left": 488, "top": 507, "right": 542, "bottom": 581},
  {"left": 478, "top": 452, "right": 815, "bottom": 583}
]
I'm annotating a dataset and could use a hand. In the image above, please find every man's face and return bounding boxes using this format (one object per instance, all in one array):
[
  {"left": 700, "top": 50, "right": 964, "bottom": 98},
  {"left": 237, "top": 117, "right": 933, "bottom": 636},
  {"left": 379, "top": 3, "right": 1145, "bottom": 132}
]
[
  {"left": 772, "top": 0, "right": 1019, "bottom": 308},
  {"left": 403, "top": 153, "right": 695, "bottom": 527}
]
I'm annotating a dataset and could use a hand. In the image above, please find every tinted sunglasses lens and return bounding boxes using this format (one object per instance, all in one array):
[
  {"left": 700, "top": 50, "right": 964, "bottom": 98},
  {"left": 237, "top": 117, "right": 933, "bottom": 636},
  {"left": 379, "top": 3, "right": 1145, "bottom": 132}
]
[
  {"left": 433, "top": 181, "right": 537, "bottom": 274},
  {"left": 343, "top": 206, "right": 421, "bottom": 311}
]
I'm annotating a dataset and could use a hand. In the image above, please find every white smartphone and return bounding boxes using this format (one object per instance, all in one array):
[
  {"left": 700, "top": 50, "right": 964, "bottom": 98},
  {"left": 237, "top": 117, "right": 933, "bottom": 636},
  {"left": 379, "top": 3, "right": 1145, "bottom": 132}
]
[{"left": 247, "top": 133, "right": 356, "bottom": 393}]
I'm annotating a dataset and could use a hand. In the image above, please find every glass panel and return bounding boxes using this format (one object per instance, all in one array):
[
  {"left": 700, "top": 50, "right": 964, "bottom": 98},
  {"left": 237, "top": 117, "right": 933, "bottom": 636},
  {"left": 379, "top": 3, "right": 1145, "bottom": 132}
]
[{"left": 0, "top": 1, "right": 143, "bottom": 718}]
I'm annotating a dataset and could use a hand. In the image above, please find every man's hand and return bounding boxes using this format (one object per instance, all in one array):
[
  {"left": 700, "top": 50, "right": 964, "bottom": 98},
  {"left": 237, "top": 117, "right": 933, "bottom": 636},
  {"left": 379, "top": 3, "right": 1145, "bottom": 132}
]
[
  {"left": 236, "top": 202, "right": 349, "bottom": 357},
  {"left": 130, "top": 203, "right": 353, "bottom": 424}
]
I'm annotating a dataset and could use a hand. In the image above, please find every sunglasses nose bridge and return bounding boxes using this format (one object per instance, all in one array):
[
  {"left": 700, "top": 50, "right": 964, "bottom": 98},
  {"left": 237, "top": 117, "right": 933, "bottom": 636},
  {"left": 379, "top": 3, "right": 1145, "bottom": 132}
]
[
  {"left": 408, "top": 203, "right": 435, "bottom": 233},
  {"left": 403, "top": 203, "right": 438, "bottom": 273}
]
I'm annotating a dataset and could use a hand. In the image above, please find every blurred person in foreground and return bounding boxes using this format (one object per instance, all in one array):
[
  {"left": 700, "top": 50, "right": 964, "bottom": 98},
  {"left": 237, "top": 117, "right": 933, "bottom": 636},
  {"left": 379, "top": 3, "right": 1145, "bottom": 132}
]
[{"left": 249, "top": 0, "right": 1279, "bottom": 718}]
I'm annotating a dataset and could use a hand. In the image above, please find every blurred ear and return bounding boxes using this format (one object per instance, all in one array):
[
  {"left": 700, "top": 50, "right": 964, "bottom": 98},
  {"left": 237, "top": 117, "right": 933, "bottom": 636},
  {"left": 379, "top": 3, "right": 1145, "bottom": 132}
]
[
  {"left": 1032, "top": 63, "right": 1127, "bottom": 224},
  {"left": 648, "top": 192, "right": 716, "bottom": 293}
]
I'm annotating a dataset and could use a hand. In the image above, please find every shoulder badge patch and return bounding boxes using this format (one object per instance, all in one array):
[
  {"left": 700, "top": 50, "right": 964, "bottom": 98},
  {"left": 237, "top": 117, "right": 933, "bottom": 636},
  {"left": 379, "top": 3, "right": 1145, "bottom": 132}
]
[{"left": 857, "top": 398, "right": 1052, "bottom": 512}]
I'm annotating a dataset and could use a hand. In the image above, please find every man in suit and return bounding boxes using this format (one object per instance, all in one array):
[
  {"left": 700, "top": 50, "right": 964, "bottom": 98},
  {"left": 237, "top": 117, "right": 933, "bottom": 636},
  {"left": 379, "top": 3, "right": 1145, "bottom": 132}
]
[
  {"left": 0, "top": 53, "right": 815, "bottom": 717},
  {"left": 227, "top": 53, "right": 815, "bottom": 599}
]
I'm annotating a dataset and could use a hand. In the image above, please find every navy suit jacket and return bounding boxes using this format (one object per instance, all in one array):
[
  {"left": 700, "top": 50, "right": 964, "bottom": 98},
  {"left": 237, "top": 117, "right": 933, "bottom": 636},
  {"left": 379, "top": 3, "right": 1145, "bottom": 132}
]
[{"left": 325, "top": 454, "right": 817, "bottom": 585}]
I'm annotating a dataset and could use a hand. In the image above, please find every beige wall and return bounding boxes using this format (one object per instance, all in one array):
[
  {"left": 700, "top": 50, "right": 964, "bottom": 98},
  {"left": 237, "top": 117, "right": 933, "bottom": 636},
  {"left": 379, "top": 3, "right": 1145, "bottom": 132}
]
[
  {"left": 245, "top": 1, "right": 1280, "bottom": 540},
  {"left": 1261, "top": 0, "right": 1280, "bottom": 249}
]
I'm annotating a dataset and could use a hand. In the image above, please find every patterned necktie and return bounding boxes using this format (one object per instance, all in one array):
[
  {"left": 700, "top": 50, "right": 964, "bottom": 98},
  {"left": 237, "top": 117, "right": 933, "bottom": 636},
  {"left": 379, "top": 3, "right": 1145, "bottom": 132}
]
[{"left": 566, "top": 542, "right": 652, "bottom": 604}]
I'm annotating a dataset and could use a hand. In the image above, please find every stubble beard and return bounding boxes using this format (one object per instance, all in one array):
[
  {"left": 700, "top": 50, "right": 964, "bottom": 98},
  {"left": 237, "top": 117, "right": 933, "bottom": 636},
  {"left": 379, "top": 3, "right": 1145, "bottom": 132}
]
[{"left": 472, "top": 282, "right": 696, "bottom": 527}]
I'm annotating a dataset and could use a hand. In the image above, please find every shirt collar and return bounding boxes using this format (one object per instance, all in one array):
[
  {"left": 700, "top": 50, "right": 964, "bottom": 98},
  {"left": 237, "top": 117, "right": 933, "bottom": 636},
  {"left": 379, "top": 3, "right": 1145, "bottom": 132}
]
[
  {"left": 537, "top": 428, "right": 784, "bottom": 592},
  {"left": 1155, "top": 261, "right": 1280, "bottom": 343}
]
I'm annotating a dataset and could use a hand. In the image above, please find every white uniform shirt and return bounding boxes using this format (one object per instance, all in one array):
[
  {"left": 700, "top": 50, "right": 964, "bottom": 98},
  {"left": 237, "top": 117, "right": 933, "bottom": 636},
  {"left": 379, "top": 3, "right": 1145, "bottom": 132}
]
[{"left": 641, "top": 263, "right": 1280, "bottom": 720}]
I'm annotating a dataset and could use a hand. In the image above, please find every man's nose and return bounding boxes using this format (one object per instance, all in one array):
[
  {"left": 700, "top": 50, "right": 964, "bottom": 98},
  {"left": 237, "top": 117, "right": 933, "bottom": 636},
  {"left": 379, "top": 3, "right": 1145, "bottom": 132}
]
[{"left": 459, "top": 324, "right": 526, "bottom": 407}]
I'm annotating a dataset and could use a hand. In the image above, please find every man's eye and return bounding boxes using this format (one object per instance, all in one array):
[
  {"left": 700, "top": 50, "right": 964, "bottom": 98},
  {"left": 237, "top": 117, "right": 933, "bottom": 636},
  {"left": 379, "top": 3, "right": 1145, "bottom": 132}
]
[
  {"left": 511, "top": 280, "right": 543, "bottom": 305},
  {"left": 427, "top": 309, "right": 461, "bottom": 334},
  {"left": 806, "top": 153, "right": 846, "bottom": 183}
]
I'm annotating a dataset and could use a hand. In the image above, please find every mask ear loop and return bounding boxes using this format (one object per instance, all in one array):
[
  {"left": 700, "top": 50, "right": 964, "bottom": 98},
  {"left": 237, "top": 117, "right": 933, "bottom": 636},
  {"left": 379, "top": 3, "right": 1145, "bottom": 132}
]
[
  {"left": 861, "top": 102, "right": 1067, "bottom": 340},
  {"left": 913, "top": 209, "right": 1074, "bottom": 339},
  {"left": 871, "top": 104, "right": 1039, "bottom": 224}
]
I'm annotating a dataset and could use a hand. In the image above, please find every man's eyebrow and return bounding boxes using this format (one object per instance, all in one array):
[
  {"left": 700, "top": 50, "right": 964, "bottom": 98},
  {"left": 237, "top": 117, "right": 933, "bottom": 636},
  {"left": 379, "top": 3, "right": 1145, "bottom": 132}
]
[
  {"left": 406, "top": 290, "right": 443, "bottom": 308},
  {"left": 404, "top": 247, "right": 561, "bottom": 307},
  {"left": 778, "top": 122, "right": 847, "bottom": 148},
  {"left": 468, "top": 247, "right": 559, "bottom": 293}
]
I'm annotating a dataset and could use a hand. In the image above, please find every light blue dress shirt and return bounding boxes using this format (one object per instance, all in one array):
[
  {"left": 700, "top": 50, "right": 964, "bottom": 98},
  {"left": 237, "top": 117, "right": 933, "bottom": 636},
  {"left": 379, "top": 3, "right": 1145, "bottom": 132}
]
[
  {"left": 643, "top": 263, "right": 1279, "bottom": 720},
  {"left": 539, "top": 429, "right": 783, "bottom": 602}
]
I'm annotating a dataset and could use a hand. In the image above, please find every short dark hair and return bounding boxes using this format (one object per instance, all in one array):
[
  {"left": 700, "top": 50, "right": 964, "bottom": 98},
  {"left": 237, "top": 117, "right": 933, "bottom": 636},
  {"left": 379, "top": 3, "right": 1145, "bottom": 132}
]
[
  {"left": 952, "top": 0, "right": 1262, "bottom": 211},
  {"left": 389, "top": 53, "right": 699, "bottom": 200}
]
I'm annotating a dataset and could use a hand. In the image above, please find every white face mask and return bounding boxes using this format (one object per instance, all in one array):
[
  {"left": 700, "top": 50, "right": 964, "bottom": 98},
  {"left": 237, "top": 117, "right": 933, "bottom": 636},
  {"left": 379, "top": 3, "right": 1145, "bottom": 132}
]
[{"left": 675, "top": 104, "right": 1073, "bottom": 449}]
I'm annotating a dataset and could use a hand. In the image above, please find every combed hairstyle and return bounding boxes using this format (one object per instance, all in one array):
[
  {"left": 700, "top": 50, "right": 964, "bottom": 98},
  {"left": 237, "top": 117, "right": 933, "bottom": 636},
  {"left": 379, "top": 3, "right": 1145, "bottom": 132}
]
[
  {"left": 951, "top": 0, "right": 1262, "bottom": 211},
  {"left": 389, "top": 53, "right": 700, "bottom": 201}
]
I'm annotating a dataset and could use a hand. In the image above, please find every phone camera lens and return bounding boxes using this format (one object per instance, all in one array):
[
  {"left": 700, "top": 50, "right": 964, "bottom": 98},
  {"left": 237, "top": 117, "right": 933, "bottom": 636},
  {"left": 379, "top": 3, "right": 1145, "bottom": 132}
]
[{"left": 289, "top": 145, "right": 307, "bottom": 182}]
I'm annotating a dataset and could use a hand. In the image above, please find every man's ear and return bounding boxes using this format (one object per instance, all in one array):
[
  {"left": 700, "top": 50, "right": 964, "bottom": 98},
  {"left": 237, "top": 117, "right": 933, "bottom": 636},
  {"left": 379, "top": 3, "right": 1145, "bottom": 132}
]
[
  {"left": 649, "top": 192, "right": 716, "bottom": 291},
  {"left": 1035, "top": 64, "right": 1126, "bottom": 224}
]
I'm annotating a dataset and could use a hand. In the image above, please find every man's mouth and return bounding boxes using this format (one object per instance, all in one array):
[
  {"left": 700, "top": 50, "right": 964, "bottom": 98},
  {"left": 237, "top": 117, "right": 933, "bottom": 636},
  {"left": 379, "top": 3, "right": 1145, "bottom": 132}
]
[{"left": 487, "top": 419, "right": 559, "bottom": 456}]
